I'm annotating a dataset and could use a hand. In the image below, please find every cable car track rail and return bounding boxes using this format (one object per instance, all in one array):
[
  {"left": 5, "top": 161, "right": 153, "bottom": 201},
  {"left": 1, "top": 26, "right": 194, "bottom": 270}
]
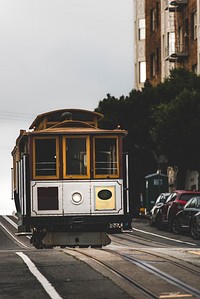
[
  {"left": 131, "top": 228, "right": 197, "bottom": 247},
  {"left": 120, "top": 247, "right": 200, "bottom": 277},
  {"left": 64, "top": 248, "right": 160, "bottom": 299},
  {"left": 110, "top": 233, "right": 200, "bottom": 277},
  {"left": 105, "top": 248, "right": 200, "bottom": 298},
  {"left": 63, "top": 246, "right": 200, "bottom": 299},
  {"left": 111, "top": 232, "right": 169, "bottom": 248}
]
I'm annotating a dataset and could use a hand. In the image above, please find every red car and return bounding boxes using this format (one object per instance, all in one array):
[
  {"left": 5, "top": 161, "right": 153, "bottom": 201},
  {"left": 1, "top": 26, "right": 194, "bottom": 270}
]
[{"left": 155, "top": 190, "right": 200, "bottom": 230}]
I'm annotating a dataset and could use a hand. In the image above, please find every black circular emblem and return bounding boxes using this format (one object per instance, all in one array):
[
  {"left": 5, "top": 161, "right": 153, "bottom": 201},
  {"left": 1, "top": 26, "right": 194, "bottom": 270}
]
[{"left": 98, "top": 189, "right": 112, "bottom": 200}]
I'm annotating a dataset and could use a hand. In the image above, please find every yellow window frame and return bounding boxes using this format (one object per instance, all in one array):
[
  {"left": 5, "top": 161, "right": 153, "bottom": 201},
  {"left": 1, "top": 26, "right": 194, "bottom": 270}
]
[
  {"left": 93, "top": 136, "right": 119, "bottom": 179},
  {"left": 33, "top": 136, "right": 59, "bottom": 179},
  {"left": 63, "top": 135, "right": 90, "bottom": 179}
]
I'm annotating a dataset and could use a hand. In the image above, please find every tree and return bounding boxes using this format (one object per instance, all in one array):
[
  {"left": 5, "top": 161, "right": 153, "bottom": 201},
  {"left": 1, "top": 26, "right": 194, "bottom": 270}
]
[
  {"left": 150, "top": 70, "right": 200, "bottom": 188},
  {"left": 155, "top": 68, "right": 200, "bottom": 104},
  {"left": 151, "top": 89, "right": 200, "bottom": 170}
]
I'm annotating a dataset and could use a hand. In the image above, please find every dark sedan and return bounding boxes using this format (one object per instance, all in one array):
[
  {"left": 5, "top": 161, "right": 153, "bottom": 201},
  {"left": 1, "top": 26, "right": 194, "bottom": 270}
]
[{"left": 172, "top": 196, "right": 200, "bottom": 239}]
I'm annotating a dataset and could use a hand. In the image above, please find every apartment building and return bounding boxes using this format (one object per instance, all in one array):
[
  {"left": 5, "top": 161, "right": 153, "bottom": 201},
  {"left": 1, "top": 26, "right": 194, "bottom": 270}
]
[
  {"left": 134, "top": 0, "right": 199, "bottom": 89},
  {"left": 134, "top": 0, "right": 146, "bottom": 90}
]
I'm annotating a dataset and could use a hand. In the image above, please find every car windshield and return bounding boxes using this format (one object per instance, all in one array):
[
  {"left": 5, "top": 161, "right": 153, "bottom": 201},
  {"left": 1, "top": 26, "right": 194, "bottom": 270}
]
[
  {"left": 155, "top": 193, "right": 169, "bottom": 204},
  {"left": 184, "top": 198, "right": 196, "bottom": 209},
  {"left": 180, "top": 193, "right": 200, "bottom": 202},
  {"left": 166, "top": 193, "right": 177, "bottom": 203},
  {"left": 155, "top": 195, "right": 162, "bottom": 204}
]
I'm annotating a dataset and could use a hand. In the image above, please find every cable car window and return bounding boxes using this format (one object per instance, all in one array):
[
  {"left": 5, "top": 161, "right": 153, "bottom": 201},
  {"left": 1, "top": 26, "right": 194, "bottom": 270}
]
[
  {"left": 94, "top": 137, "right": 119, "bottom": 178},
  {"left": 63, "top": 136, "right": 90, "bottom": 178},
  {"left": 33, "top": 138, "right": 59, "bottom": 178}
]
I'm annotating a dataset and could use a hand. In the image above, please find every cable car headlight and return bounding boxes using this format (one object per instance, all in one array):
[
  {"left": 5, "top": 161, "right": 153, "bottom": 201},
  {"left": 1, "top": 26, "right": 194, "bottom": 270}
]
[{"left": 72, "top": 192, "right": 83, "bottom": 205}]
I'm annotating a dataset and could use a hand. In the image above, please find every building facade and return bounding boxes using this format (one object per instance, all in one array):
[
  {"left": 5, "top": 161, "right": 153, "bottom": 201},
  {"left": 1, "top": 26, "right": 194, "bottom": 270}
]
[
  {"left": 134, "top": 0, "right": 146, "bottom": 90},
  {"left": 134, "top": 0, "right": 199, "bottom": 89}
]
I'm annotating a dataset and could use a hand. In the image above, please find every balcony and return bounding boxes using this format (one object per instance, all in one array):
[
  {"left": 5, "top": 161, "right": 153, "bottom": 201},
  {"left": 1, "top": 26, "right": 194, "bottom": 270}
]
[
  {"left": 165, "top": 0, "right": 188, "bottom": 12},
  {"left": 165, "top": 43, "right": 188, "bottom": 62},
  {"left": 169, "top": 52, "right": 188, "bottom": 62}
]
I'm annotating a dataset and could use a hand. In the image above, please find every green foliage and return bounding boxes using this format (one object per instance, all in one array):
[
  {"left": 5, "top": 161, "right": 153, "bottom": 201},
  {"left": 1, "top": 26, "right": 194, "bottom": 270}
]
[
  {"left": 152, "top": 89, "right": 200, "bottom": 169},
  {"left": 155, "top": 68, "right": 200, "bottom": 104}
]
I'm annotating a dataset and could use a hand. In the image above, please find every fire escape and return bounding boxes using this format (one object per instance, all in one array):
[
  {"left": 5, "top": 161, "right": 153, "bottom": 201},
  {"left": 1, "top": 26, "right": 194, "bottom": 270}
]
[{"left": 165, "top": 0, "right": 188, "bottom": 63}]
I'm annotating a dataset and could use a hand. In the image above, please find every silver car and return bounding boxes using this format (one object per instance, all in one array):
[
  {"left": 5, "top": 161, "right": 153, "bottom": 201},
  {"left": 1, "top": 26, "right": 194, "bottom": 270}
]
[{"left": 149, "top": 193, "right": 170, "bottom": 226}]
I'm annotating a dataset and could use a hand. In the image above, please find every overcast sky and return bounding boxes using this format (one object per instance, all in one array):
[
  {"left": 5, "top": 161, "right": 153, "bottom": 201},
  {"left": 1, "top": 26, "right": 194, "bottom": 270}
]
[{"left": 0, "top": 0, "right": 133, "bottom": 214}]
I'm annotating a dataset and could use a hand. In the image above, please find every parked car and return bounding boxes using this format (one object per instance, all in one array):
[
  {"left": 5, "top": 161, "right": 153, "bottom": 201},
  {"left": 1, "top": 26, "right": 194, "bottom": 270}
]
[
  {"left": 172, "top": 196, "right": 200, "bottom": 239},
  {"left": 155, "top": 190, "right": 200, "bottom": 231},
  {"left": 192, "top": 211, "right": 200, "bottom": 239},
  {"left": 149, "top": 193, "right": 170, "bottom": 226}
]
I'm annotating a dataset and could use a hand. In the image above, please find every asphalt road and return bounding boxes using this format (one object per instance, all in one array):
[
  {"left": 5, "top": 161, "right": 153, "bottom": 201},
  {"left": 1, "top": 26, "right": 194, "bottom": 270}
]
[
  {"left": 0, "top": 216, "right": 132, "bottom": 299},
  {"left": 1, "top": 216, "right": 200, "bottom": 299}
]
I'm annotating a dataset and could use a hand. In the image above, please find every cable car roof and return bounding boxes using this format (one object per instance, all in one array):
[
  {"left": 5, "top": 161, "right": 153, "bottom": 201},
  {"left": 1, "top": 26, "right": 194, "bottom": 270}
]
[{"left": 29, "top": 108, "right": 104, "bottom": 130}]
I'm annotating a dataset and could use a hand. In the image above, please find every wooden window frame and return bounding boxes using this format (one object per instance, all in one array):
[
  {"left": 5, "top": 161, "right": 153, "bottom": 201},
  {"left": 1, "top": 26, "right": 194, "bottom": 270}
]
[
  {"left": 33, "top": 136, "right": 59, "bottom": 179},
  {"left": 93, "top": 136, "right": 119, "bottom": 179},
  {"left": 62, "top": 135, "right": 90, "bottom": 179}
]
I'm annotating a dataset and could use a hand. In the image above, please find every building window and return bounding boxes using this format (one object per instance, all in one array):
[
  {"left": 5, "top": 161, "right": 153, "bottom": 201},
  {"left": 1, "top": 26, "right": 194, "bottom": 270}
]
[
  {"left": 192, "top": 11, "right": 197, "bottom": 40},
  {"left": 150, "top": 53, "right": 156, "bottom": 78},
  {"left": 139, "top": 61, "right": 146, "bottom": 83},
  {"left": 178, "top": 26, "right": 183, "bottom": 52},
  {"left": 156, "top": 1, "right": 159, "bottom": 26},
  {"left": 184, "top": 18, "right": 189, "bottom": 51},
  {"left": 192, "top": 64, "right": 197, "bottom": 74},
  {"left": 150, "top": 9, "right": 156, "bottom": 32},
  {"left": 138, "top": 19, "right": 145, "bottom": 40},
  {"left": 167, "top": 32, "right": 175, "bottom": 56},
  {"left": 156, "top": 48, "right": 159, "bottom": 73}
]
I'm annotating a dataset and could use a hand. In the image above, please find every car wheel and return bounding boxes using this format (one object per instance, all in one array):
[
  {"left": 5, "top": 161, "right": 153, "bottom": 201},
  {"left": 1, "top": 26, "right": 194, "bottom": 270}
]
[
  {"left": 149, "top": 217, "right": 154, "bottom": 226},
  {"left": 190, "top": 221, "right": 200, "bottom": 239},
  {"left": 168, "top": 214, "right": 174, "bottom": 232},
  {"left": 155, "top": 213, "right": 164, "bottom": 230},
  {"left": 172, "top": 218, "right": 181, "bottom": 234}
]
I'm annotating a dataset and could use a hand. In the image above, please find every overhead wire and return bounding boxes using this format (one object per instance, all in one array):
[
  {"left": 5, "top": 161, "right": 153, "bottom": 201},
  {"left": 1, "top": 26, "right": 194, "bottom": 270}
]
[{"left": 0, "top": 110, "right": 35, "bottom": 121}]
